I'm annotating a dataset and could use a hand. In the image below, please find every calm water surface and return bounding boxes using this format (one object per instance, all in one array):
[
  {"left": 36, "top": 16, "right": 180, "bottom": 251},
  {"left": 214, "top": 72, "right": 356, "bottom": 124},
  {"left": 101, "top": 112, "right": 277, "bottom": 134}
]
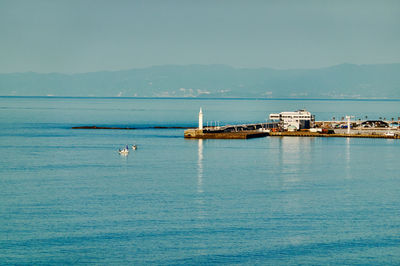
[{"left": 1, "top": 97, "right": 400, "bottom": 264}]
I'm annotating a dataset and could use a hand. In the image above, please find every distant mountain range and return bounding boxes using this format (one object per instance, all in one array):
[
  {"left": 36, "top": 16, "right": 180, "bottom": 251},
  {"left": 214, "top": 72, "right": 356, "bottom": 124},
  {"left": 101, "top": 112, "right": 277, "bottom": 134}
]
[{"left": 1, "top": 63, "right": 399, "bottom": 98}]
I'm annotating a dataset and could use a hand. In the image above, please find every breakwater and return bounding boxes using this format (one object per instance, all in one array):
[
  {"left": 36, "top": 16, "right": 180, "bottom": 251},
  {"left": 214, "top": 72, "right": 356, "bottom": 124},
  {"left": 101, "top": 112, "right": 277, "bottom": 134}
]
[
  {"left": 72, "top": 126, "right": 193, "bottom": 130},
  {"left": 72, "top": 126, "right": 137, "bottom": 130},
  {"left": 269, "top": 131, "right": 400, "bottom": 139},
  {"left": 184, "top": 129, "right": 269, "bottom": 139},
  {"left": 184, "top": 128, "right": 399, "bottom": 139},
  {"left": 184, "top": 122, "right": 399, "bottom": 139}
]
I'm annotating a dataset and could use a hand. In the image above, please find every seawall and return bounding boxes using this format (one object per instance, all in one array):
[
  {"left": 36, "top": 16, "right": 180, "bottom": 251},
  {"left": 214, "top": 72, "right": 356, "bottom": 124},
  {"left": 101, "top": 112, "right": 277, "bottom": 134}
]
[
  {"left": 268, "top": 131, "right": 399, "bottom": 139},
  {"left": 184, "top": 129, "right": 269, "bottom": 139}
]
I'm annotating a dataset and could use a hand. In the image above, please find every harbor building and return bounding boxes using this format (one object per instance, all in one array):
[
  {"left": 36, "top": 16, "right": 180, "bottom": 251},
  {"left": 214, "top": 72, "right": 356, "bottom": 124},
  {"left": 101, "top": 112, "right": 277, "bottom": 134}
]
[{"left": 269, "top": 109, "right": 315, "bottom": 130}]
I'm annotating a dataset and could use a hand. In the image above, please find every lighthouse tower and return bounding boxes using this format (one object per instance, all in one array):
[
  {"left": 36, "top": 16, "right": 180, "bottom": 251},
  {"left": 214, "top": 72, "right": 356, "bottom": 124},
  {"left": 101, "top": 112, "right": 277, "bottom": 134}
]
[{"left": 198, "top": 108, "right": 203, "bottom": 130}]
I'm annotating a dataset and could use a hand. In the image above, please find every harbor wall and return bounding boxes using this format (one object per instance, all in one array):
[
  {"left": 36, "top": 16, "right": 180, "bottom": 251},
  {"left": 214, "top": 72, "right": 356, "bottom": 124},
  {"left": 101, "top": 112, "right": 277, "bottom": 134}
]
[{"left": 184, "top": 129, "right": 269, "bottom": 139}]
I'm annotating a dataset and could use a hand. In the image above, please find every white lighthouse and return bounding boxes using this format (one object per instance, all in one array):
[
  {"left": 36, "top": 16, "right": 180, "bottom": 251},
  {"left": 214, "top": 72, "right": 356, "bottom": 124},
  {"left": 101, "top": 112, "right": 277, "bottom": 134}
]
[{"left": 198, "top": 108, "right": 203, "bottom": 130}]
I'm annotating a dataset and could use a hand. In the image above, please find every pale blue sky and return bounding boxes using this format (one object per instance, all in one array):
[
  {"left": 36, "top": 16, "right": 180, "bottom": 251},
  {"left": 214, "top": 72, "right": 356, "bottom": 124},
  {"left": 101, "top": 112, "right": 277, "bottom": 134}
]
[{"left": 0, "top": 0, "right": 399, "bottom": 73}]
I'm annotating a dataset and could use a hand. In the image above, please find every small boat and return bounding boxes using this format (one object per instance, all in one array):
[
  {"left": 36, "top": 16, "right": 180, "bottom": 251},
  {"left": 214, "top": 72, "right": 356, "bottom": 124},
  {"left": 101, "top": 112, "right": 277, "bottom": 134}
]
[
  {"left": 118, "top": 145, "right": 130, "bottom": 154},
  {"left": 132, "top": 145, "right": 137, "bottom": 150},
  {"left": 385, "top": 132, "right": 395, "bottom": 137}
]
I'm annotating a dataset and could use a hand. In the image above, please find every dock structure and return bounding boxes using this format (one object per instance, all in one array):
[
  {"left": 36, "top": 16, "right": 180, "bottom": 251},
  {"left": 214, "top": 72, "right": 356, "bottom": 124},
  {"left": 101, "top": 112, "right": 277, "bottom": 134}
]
[
  {"left": 185, "top": 127, "right": 399, "bottom": 139},
  {"left": 184, "top": 128, "right": 269, "bottom": 139},
  {"left": 184, "top": 108, "right": 399, "bottom": 140},
  {"left": 184, "top": 122, "right": 274, "bottom": 139},
  {"left": 184, "top": 108, "right": 275, "bottom": 139},
  {"left": 268, "top": 131, "right": 400, "bottom": 139}
]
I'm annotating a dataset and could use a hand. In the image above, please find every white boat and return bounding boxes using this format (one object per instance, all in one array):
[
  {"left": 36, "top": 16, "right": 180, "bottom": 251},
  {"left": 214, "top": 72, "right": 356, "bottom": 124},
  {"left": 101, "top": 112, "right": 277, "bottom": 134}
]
[
  {"left": 132, "top": 145, "right": 137, "bottom": 150},
  {"left": 385, "top": 132, "right": 395, "bottom": 137}
]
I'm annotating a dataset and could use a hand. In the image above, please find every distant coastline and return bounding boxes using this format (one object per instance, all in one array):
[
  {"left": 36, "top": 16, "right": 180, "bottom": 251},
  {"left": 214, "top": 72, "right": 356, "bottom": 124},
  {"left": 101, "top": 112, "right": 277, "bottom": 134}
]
[{"left": 1, "top": 63, "right": 400, "bottom": 99}]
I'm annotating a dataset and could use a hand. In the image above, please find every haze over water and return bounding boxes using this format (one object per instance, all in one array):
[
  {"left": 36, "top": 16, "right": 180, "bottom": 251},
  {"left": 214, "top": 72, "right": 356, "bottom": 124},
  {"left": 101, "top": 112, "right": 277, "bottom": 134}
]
[{"left": 1, "top": 97, "right": 400, "bottom": 264}]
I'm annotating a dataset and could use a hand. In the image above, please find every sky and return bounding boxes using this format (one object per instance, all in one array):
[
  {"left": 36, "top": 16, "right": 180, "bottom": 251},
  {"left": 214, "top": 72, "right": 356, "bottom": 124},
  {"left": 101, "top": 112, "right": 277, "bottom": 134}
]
[{"left": 0, "top": 0, "right": 399, "bottom": 73}]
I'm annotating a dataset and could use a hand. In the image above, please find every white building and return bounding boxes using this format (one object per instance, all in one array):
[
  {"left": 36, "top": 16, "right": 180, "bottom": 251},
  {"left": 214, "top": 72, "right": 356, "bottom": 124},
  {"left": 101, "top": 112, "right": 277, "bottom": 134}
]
[{"left": 269, "top": 109, "right": 314, "bottom": 130}]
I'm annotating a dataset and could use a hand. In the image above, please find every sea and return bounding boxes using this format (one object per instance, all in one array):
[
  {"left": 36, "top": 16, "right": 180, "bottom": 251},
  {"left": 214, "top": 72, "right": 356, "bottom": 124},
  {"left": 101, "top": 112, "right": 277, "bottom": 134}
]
[{"left": 1, "top": 97, "right": 400, "bottom": 265}]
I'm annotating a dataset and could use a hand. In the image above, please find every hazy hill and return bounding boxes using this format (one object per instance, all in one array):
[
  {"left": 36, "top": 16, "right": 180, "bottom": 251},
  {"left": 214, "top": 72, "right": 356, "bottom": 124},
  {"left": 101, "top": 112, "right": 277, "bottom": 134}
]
[{"left": 1, "top": 63, "right": 399, "bottom": 98}]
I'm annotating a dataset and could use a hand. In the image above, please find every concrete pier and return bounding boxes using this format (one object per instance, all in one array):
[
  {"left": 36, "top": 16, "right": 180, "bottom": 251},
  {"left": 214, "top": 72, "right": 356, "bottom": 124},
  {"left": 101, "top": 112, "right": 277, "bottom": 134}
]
[
  {"left": 184, "top": 129, "right": 269, "bottom": 139},
  {"left": 269, "top": 131, "right": 400, "bottom": 139},
  {"left": 184, "top": 126, "right": 399, "bottom": 140},
  {"left": 184, "top": 107, "right": 399, "bottom": 140}
]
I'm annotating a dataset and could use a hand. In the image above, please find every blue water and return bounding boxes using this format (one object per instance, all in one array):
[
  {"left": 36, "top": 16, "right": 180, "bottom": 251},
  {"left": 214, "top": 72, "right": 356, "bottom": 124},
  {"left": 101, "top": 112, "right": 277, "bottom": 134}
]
[{"left": 1, "top": 97, "right": 400, "bottom": 264}]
